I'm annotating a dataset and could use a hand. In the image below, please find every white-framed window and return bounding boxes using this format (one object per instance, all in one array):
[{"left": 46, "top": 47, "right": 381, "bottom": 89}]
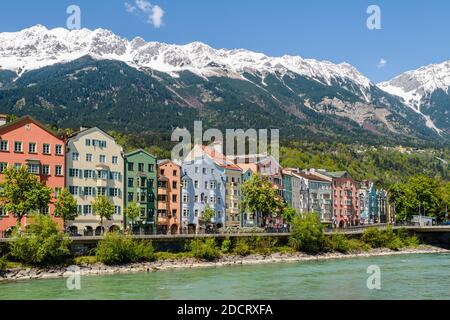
[
  {"left": 28, "top": 143, "right": 37, "bottom": 154},
  {"left": 86, "top": 153, "right": 92, "bottom": 162},
  {"left": 69, "top": 186, "right": 79, "bottom": 195},
  {"left": 0, "top": 162, "right": 7, "bottom": 172},
  {"left": 195, "top": 167, "right": 199, "bottom": 174},
  {"left": 43, "top": 144, "right": 50, "bottom": 155},
  {"left": 109, "top": 188, "right": 120, "bottom": 197},
  {"left": 84, "top": 170, "right": 94, "bottom": 179},
  {"left": 112, "top": 156, "right": 118, "bottom": 164},
  {"left": 97, "top": 187, "right": 107, "bottom": 196},
  {"left": 42, "top": 165, "right": 50, "bottom": 175},
  {"left": 0, "top": 140, "right": 8, "bottom": 151},
  {"left": 83, "top": 205, "right": 92, "bottom": 215},
  {"left": 55, "top": 144, "right": 63, "bottom": 155},
  {"left": 72, "top": 152, "right": 79, "bottom": 161},
  {"left": 55, "top": 165, "right": 63, "bottom": 176},
  {"left": 114, "top": 206, "right": 121, "bottom": 215},
  {"left": 85, "top": 139, "right": 91, "bottom": 146},
  {"left": 97, "top": 170, "right": 108, "bottom": 180},
  {"left": 69, "top": 168, "right": 81, "bottom": 177},
  {"left": 84, "top": 187, "right": 93, "bottom": 196},
  {"left": 28, "top": 164, "right": 40, "bottom": 174},
  {"left": 99, "top": 155, "right": 106, "bottom": 163},
  {"left": 14, "top": 141, "right": 23, "bottom": 153}
]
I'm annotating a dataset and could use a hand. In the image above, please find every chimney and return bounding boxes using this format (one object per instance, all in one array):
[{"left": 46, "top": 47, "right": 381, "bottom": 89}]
[{"left": 0, "top": 114, "right": 7, "bottom": 126}]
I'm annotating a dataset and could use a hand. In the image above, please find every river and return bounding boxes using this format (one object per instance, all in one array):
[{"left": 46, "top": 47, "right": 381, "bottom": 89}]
[{"left": 1, "top": 253, "right": 449, "bottom": 300}]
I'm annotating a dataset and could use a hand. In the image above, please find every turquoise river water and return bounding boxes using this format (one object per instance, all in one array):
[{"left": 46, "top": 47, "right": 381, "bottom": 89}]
[{"left": 1, "top": 253, "right": 449, "bottom": 300}]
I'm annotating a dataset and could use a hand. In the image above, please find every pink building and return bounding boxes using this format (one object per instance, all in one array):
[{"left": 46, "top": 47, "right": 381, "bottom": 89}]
[
  {"left": 326, "top": 172, "right": 361, "bottom": 227},
  {"left": 0, "top": 116, "right": 65, "bottom": 237}
]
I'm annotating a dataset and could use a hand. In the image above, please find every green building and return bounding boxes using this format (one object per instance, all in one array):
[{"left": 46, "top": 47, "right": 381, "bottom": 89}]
[{"left": 124, "top": 149, "right": 158, "bottom": 234}]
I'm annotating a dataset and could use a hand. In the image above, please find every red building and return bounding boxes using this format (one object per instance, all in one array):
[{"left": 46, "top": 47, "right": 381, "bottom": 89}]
[
  {"left": 0, "top": 116, "right": 65, "bottom": 237},
  {"left": 325, "top": 171, "right": 361, "bottom": 227}
]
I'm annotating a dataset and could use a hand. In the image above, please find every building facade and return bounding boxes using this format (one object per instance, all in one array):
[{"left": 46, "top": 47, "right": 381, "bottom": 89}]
[
  {"left": 66, "top": 127, "right": 124, "bottom": 236},
  {"left": 124, "top": 149, "right": 157, "bottom": 234},
  {"left": 181, "top": 156, "right": 226, "bottom": 234},
  {"left": 0, "top": 116, "right": 65, "bottom": 237},
  {"left": 157, "top": 160, "right": 181, "bottom": 234}
]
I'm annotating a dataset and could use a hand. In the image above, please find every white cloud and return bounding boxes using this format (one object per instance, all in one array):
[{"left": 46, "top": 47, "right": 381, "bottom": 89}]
[
  {"left": 378, "top": 58, "right": 387, "bottom": 69},
  {"left": 125, "top": 0, "right": 165, "bottom": 28}
]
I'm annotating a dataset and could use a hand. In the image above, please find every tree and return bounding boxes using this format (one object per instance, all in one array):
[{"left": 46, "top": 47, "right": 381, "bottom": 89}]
[
  {"left": 281, "top": 206, "right": 297, "bottom": 224},
  {"left": 125, "top": 202, "right": 141, "bottom": 233},
  {"left": 201, "top": 205, "right": 215, "bottom": 232},
  {"left": 241, "top": 174, "right": 284, "bottom": 227},
  {"left": 54, "top": 188, "right": 78, "bottom": 231},
  {"left": 289, "top": 213, "right": 325, "bottom": 254},
  {"left": 91, "top": 196, "right": 114, "bottom": 234},
  {"left": 0, "top": 167, "right": 52, "bottom": 226},
  {"left": 9, "top": 214, "right": 71, "bottom": 265}
]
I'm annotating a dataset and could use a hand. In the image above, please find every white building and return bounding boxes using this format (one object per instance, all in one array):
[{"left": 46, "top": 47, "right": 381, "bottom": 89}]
[{"left": 66, "top": 127, "right": 124, "bottom": 236}]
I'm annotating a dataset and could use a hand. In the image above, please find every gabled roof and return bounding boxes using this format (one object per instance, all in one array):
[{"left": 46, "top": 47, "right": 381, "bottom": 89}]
[
  {"left": 67, "top": 126, "right": 118, "bottom": 143},
  {"left": 0, "top": 115, "right": 62, "bottom": 140},
  {"left": 189, "top": 145, "right": 242, "bottom": 171},
  {"left": 158, "top": 159, "right": 180, "bottom": 168},
  {"left": 323, "top": 171, "right": 351, "bottom": 179},
  {"left": 294, "top": 172, "right": 331, "bottom": 183},
  {"left": 125, "top": 148, "right": 157, "bottom": 159}
]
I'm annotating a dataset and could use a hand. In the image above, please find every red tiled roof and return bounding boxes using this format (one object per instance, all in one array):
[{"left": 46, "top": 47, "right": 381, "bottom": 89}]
[{"left": 200, "top": 145, "right": 242, "bottom": 171}]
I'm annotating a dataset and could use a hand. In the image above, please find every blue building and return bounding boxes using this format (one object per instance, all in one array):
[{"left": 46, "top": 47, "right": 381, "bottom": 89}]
[{"left": 181, "top": 156, "right": 227, "bottom": 234}]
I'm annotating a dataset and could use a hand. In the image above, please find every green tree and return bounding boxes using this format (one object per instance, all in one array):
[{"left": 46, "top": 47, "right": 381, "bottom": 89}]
[
  {"left": 91, "top": 196, "right": 115, "bottom": 234},
  {"left": 125, "top": 202, "right": 141, "bottom": 233},
  {"left": 54, "top": 188, "right": 78, "bottom": 231},
  {"left": 289, "top": 213, "right": 325, "bottom": 254},
  {"left": 9, "top": 214, "right": 71, "bottom": 265},
  {"left": 241, "top": 174, "right": 284, "bottom": 226},
  {"left": 0, "top": 167, "right": 52, "bottom": 226},
  {"left": 281, "top": 206, "right": 297, "bottom": 224},
  {"left": 202, "top": 205, "right": 215, "bottom": 230}
]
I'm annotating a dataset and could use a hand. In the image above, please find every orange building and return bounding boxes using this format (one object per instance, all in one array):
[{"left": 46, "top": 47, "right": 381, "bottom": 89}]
[
  {"left": 157, "top": 160, "right": 181, "bottom": 234},
  {"left": 0, "top": 116, "right": 65, "bottom": 237}
]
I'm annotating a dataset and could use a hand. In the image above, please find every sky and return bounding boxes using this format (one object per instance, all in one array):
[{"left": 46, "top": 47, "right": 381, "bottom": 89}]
[{"left": 0, "top": 0, "right": 449, "bottom": 83}]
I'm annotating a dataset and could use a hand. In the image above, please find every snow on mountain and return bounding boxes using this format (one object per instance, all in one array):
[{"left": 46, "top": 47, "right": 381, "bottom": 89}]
[
  {"left": 378, "top": 60, "right": 450, "bottom": 133},
  {"left": 0, "top": 25, "right": 373, "bottom": 100}
]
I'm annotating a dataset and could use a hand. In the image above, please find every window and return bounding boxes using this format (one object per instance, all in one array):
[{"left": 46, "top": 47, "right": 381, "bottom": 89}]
[
  {"left": 28, "top": 164, "right": 40, "bottom": 174},
  {"left": 69, "top": 186, "right": 79, "bottom": 195},
  {"left": 202, "top": 168, "right": 207, "bottom": 174},
  {"left": 110, "top": 172, "right": 121, "bottom": 181},
  {"left": 97, "top": 170, "right": 108, "bottom": 180},
  {"left": 84, "top": 170, "right": 93, "bottom": 179},
  {"left": 85, "top": 139, "right": 91, "bottom": 146},
  {"left": 99, "top": 155, "right": 106, "bottom": 163},
  {"left": 112, "top": 156, "right": 118, "bottom": 164},
  {"left": 97, "top": 187, "right": 107, "bottom": 196},
  {"left": 40, "top": 207, "right": 49, "bottom": 215},
  {"left": 128, "top": 178, "right": 134, "bottom": 188},
  {"left": 43, "top": 144, "right": 50, "bottom": 155},
  {"left": 195, "top": 167, "right": 199, "bottom": 174},
  {"left": 55, "top": 165, "right": 63, "bottom": 176},
  {"left": 69, "top": 168, "right": 81, "bottom": 177},
  {"left": 0, "top": 162, "right": 7, "bottom": 172},
  {"left": 149, "top": 179, "right": 154, "bottom": 188},
  {"left": 114, "top": 206, "right": 121, "bottom": 215},
  {"left": 149, "top": 193, "right": 155, "bottom": 203},
  {"left": 29, "top": 143, "right": 37, "bottom": 154},
  {"left": 138, "top": 163, "right": 144, "bottom": 172},
  {"left": 172, "top": 181, "right": 177, "bottom": 189},
  {"left": 14, "top": 142, "right": 23, "bottom": 153},
  {"left": 42, "top": 165, "right": 50, "bottom": 175},
  {"left": 109, "top": 188, "right": 120, "bottom": 197},
  {"left": 128, "top": 192, "right": 134, "bottom": 202},
  {"left": 194, "top": 180, "right": 199, "bottom": 188},
  {"left": 86, "top": 154, "right": 93, "bottom": 162},
  {"left": 160, "top": 169, "right": 165, "bottom": 176},
  {"left": 84, "top": 187, "right": 94, "bottom": 196},
  {"left": 83, "top": 205, "right": 92, "bottom": 215},
  {"left": 195, "top": 210, "right": 199, "bottom": 217},
  {"left": 128, "top": 162, "right": 134, "bottom": 171},
  {"left": 72, "top": 152, "right": 79, "bottom": 161},
  {"left": 183, "top": 194, "right": 189, "bottom": 203},
  {"left": 148, "top": 164, "right": 154, "bottom": 172},
  {"left": 204, "top": 181, "right": 208, "bottom": 189},
  {"left": 173, "top": 170, "right": 177, "bottom": 176},
  {"left": 55, "top": 145, "right": 62, "bottom": 155},
  {"left": 172, "top": 195, "right": 177, "bottom": 203},
  {"left": 0, "top": 140, "right": 8, "bottom": 151}
]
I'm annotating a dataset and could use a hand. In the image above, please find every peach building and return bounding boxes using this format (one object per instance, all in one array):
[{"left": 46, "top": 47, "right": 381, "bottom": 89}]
[
  {"left": 0, "top": 116, "right": 65, "bottom": 237},
  {"left": 157, "top": 160, "right": 181, "bottom": 234}
]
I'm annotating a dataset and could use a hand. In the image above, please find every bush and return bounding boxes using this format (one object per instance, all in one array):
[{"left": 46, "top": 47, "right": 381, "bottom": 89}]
[
  {"left": 10, "top": 214, "right": 71, "bottom": 266},
  {"left": 0, "top": 256, "right": 8, "bottom": 273},
  {"left": 361, "top": 226, "right": 419, "bottom": 250},
  {"left": 234, "top": 239, "right": 251, "bottom": 256},
  {"left": 221, "top": 239, "right": 232, "bottom": 254},
  {"left": 154, "top": 252, "right": 192, "bottom": 261},
  {"left": 96, "top": 233, "right": 154, "bottom": 265},
  {"left": 188, "top": 239, "right": 221, "bottom": 261},
  {"left": 361, "top": 227, "right": 386, "bottom": 248},
  {"left": 251, "top": 236, "right": 278, "bottom": 255},
  {"left": 328, "top": 233, "right": 351, "bottom": 253},
  {"left": 397, "top": 228, "right": 420, "bottom": 247},
  {"left": 289, "top": 214, "right": 326, "bottom": 254},
  {"left": 73, "top": 256, "right": 98, "bottom": 265}
]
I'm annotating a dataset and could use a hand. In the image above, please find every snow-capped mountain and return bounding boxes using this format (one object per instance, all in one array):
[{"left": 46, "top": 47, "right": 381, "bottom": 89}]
[
  {"left": 0, "top": 25, "right": 373, "bottom": 99},
  {"left": 379, "top": 61, "right": 450, "bottom": 134},
  {"left": 0, "top": 25, "right": 446, "bottom": 145}
]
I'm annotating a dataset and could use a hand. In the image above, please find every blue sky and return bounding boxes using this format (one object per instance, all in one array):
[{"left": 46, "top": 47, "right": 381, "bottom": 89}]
[{"left": 0, "top": 0, "right": 449, "bottom": 83}]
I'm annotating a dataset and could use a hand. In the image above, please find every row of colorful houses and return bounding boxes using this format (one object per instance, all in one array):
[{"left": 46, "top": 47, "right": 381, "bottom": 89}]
[{"left": 0, "top": 115, "right": 392, "bottom": 237}]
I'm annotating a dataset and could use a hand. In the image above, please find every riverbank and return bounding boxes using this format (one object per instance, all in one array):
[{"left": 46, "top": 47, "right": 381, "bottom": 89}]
[{"left": 1, "top": 245, "right": 448, "bottom": 283}]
